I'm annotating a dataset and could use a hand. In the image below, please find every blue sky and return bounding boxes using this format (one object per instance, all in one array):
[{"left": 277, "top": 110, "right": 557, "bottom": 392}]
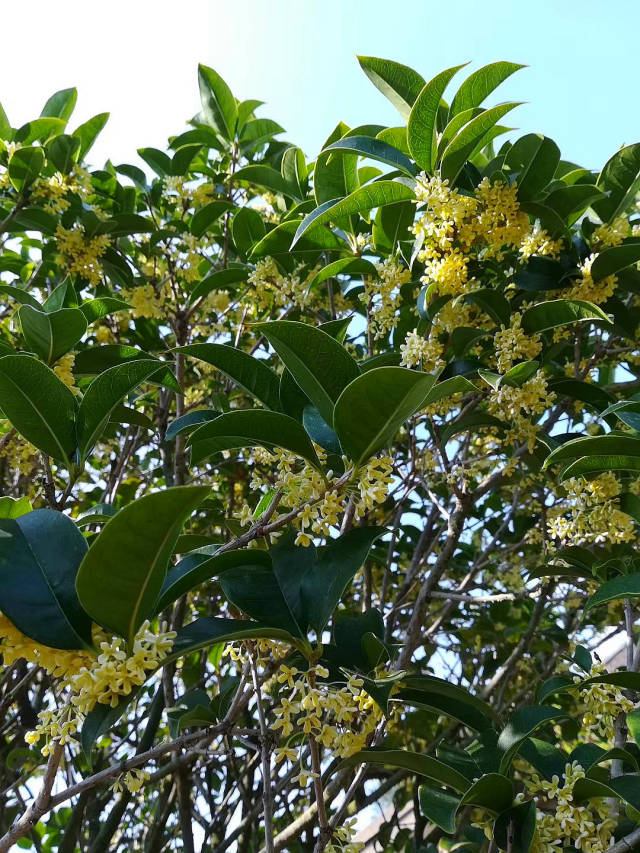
[{"left": 0, "top": 0, "right": 637, "bottom": 171}]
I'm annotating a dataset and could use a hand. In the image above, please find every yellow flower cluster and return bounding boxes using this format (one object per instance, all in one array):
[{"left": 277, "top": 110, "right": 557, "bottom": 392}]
[
  {"left": 365, "top": 257, "right": 412, "bottom": 339},
  {"left": 271, "top": 664, "right": 382, "bottom": 760},
  {"left": 400, "top": 298, "right": 482, "bottom": 372},
  {"left": 248, "top": 256, "right": 319, "bottom": 312},
  {"left": 0, "top": 433, "right": 39, "bottom": 476},
  {"left": 494, "top": 312, "right": 542, "bottom": 373},
  {"left": 55, "top": 225, "right": 109, "bottom": 287},
  {"left": 525, "top": 762, "right": 615, "bottom": 853},
  {"left": 0, "top": 612, "right": 92, "bottom": 679},
  {"left": 566, "top": 254, "right": 617, "bottom": 305},
  {"left": 592, "top": 216, "right": 629, "bottom": 248},
  {"left": 32, "top": 166, "right": 92, "bottom": 213},
  {"left": 487, "top": 370, "right": 555, "bottom": 451},
  {"left": 572, "top": 660, "right": 634, "bottom": 740},
  {"left": 547, "top": 472, "right": 635, "bottom": 547},
  {"left": 123, "top": 283, "right": 167, "bottom": 319},
  {"left": 519, "top": 221, "right": 564, "bottom": 260},
  {"left": 240, "top": 449, "right": 392, "bottom": 547},
  {"left": 14, "top": 619, "right": 174, "bottom": 755},
  {"left": 53, "top": 353, "right": 79, "bottom": 394},
  {"left": 163, "top": 175, "right": 215, "bottom": 209}
]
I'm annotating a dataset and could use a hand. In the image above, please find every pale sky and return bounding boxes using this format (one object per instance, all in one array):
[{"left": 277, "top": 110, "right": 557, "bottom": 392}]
[{"left": 0, "top": 0, "right": 638, "bottom": 173}]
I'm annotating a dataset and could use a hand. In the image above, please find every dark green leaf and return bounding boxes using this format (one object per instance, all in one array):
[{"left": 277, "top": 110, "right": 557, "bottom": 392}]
[
  {"left": 19, "top": 306, "right": 87, "bottom": 365},
  {"left": 357, "top": 56, "right": 425, "bottom": 120},
  {"left": 591, "top": 243, "right": 640, "bottom": 283},
  {"left": 41, "top": 88, "right": 77, "bottom": 122},
  {"left": 8, "top": 147, "right": 45, "bottom": 192},
  {"left": 0, "top": 354, "right": 76, "bottom": 464},
  {"left": 323, "top": 136, "right": 416, "bottom": 177},
  {"left": 256, "top": 320, "right": 359, "bottom": 425},
  {"left": 338, "top": 748, "right": 469, "bottom": 792},
  {"left": 76, "top": 486, "right": 210, "bottom": 644},
  {"left": 333, "top": 367, "right": 435, "bottom": 465},
  {"left": 506, "top": 134, "right": 561, "bottom": 201},
  {"left": 0, "top": 510, "right": 91, "bottom": 650},
  {"left": 585, "top": 573, "right": 640, "bottom": 613},
  {"left": 198, "top": 64, "right": 237, "bottom": 141},
  {"left": 440, "top": 103, "right": 521, "bottom": 182},
  {"left": 165, "top": 410, "right": 220, "bottom": 442},
  {"left": 188, "top": 267, "right": 249, "bottom": 303},
  {"left": 594, "top": 143, "right": 640, "bottom": 222},
  {"left": 168, "top": 617, "right": 296, "bottom": 663},
  {"left": 188, "top": 409, "right": 320, "bottom": 469},
  {"left": 497, "top": 706, "right": 568, "bottom": 773},
  {"left": 175, "top": 343, "right": 281, "bottom": 411},
  {"left": 449, "top": 61, "right": 524, "bottom": 118}
]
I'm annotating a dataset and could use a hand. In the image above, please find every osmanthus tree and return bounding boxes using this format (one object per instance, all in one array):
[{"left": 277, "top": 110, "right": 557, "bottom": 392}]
[{"left": 2, "top": 57, "right": 640, "bottom": 853}]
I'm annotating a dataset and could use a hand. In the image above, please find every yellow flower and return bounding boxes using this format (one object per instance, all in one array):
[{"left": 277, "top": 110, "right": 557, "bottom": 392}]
[
  {"left": 53, "top": 353, "right": 80, "bottom": 394},
  {"left": 55, "top": 225, "right": 109, "bottom": 287}
]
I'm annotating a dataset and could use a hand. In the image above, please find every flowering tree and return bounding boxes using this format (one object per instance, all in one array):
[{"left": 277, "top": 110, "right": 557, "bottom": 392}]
[{"left": 1, "top": 56, "right": 640, "bottom": 853}]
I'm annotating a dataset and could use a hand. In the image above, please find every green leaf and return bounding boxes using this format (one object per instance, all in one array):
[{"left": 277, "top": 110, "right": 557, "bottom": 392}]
[
  {"left": 281, "top": 146, "right": 308, "bottom": 198},
  {"left": 76, "top": 360, "right": 164, "bottom": 460},
  {"left": 19, "top": 306, "right": 87, "bottom": 365},
  {"left": 302, "top": 406, "right": 342, "bottom": 454},
  {"left": 357, "top": 56, "right": 425, "bottom": 120},
  {"left": 251, "top": 219, "right": 345, "bottom": 258},
  {"left": 0, "top": 510, "right": 92, "bottom": 650},
  {"left": 449, "top": 61, "right": 524, "bottom": 118},
  {"left": 72, "top": 113, "right": 109, "bottom": 161},
  {"left": 440, "top": 103, "right": 521, "bottom": 182},
  {"left": 0, "top": 354, "right": 76, "bottom": 464},
  {"left": 627, "top": 709, "right": 640, "bottom": 747},
  {"left": 422, "top": 377, "right": 476, "bottom": 406},
  {"left": 292, "top": 181, "right": 415, "bottom": 248},
  {"left": 408, "top": 64, "right": 467, "bottom": 172},
  {"left": 497, "top": 706, "right": 568, "bottom": 773},
  {"left": 591, "top": 243, "right": 640, "bottom": 282},
  {"left": 558, "top": 455, "right": 640, "bottom": 481},
  {"left": 155, "top": 548, "right": 271, "bottom": 614},
  {"left": 545, "top": 184, "right": 605, "bottom": 223},
  {"left": 80, "top": 297, "right": 131, "bottom": 324},
  {"left": 420, "top": 773, "right": 514, "bottom": 834},
  {"left": 8, "top": 146, "right": 45, "bottom": 192},
  {"left": 256, "top": 320, "right": 359, "bottom": 426},
  {"left": 175, "top": 343, "right": 281, "bottom": 411},
  {"left": 544, "top": 435, "right": 640, "bottom": 469},
  {"left": 46, "top": 134, "right": 81, "bottom": 173},
  {"left": 198, "top": 64, "right": 237, "bottom": 141},
  {"left": 333, "top": 367, "right": 435, "bottom": 465},
  {"left": 0, "top": 497, "right": 32, "bottom": 519},
  {"left": 600, "top": 401, "right": 640, "bottom": 431},
  {"left": 73, "top": 345, "right": 179, "bottom": 392},
  {"left": 188, "top": 266, "right": 249, "bottom": 303},
  {"left": 187, "top": 409, "right": 320, "bottom": 469},
  {"left": 338, "top": 748, "right": 469, "bottom": 793},
  {"left": 190, "top": 200, "right": 235, "bottom": 238},
  {"left": 323, "top": 136, "right": 416, "bottom": 177},
  {"left": 76, "top": 486, "right": 210, "bottom": 644},
  {"left": 41, "top": 88, "right": 77, "bottom": 122},
  {"left": 137, "top": 147, "right": 171, "bottom": 177},
  {"left": 299, "top": 527, "right": 381, "bottom": 633},
  {"left": 399, "top": 675, "right": 498, "bottom": 728},
  {"left": 306, "top": 258, "right": 377, "bottom": 292},
  {"left": 168, "top": 617, "right": 296, "bottom": 663},
  {"left": 233, "top": 165, "right": 297, "bottom": 198},
  {"left": 493, "top": 800, "right": 537, "bottom": 853},
  {"left": 219, "top": 560, "right": 303, "bottom": 636},
  {"left": 584, "top": 573, "right": 640, "bottom": 613},
  {"left": 506, "top": 134, "right": 561, "bottom": 201},
  {"left": 519, "top": 737, "right": 569, "bottom": 781},
  {"left": 594, "top": 143, "right": 640, "bottom": 222},
  {"left": 165, "top": 410, "right": 220, "bottom": 442},
  {"left": 520, "top": 299, "right": 610, "bottom": 333},
  {"left": 573, "top": 776, "right": 640, "bottom": 812},
  {"left": 372, "top": 200, "right": 415, "bottom": 254},
  {"left": 232, "top": 207, "right": 266, "bottom": 255}
]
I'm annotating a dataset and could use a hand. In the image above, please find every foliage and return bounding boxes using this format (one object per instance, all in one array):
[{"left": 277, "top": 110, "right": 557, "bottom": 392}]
[{"left": 0, "top": 56, "right": 639, "bottom": 853}]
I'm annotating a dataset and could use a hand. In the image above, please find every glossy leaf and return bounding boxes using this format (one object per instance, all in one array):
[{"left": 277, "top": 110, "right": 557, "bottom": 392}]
[
  {"left": 0, "top": 510, "right": 92, "bottom": 649},
  {"left": 449, "top": 61, "right": 524, "bottom": 118},
  {"left": 506, "top": 134, "right": 561, "bottom": 201},
  {"left": 306, "top": 258, "right": 377, "bottom": 292},
  {"left": 175, "top": 343, "right": 281, "bottom": 411},
  {"left": 591, "top": 243, "right": 640, "bottom": 282},
  {"left": 165, "top": 410, "right": 220, "bottom": 442},
  {"left": 408, "top": 64, "right": 467, "bottom": 172},
  {"left": 584, "top": 573, "right": 640, "bottom": 613},
  {"left": 440, "top": 102, "right": 521, "bottom": 182},
  {"left": 292, "top": 181, "right": 415, "bottom": 248},
  {"left": 520, "top": 299, "right": 610, "bottom": 333},
  {"left": 544, "top": 434, "right": 640, "bottom": 469},
  {"left": 168, "top": 617, "right": 296, "bottom": 663},
  {"left": 187, "top": 409, "right": 320, "bottom": 469},
  {"left": 357, "top": 56, "right": 425, "bottom": 120},
  {"left": 338, "top": 748, "right": 469, "bottom": 793},
  {"left": 76, "top": 360, "right": 164, "bottom": 460},
  {"left": 19, "top": 306, "right": 87, "bottom": 365},
  {"left": 0, "top": 354, "right": 76, "bottom": 464},
  {"left": 497, "top": 706, "right": 568, "bottom": 773},
  {"left": 76, "top": 486, "right": 210, "bottom": 644},
  {"left": 188, "top": 266, "right": 249, "bottom": 303},
  {"left": 594, "top": 143, "right": 640, "bottom": 222},
  {"left": 198, "top": 64, "right": 237, "bottom": 140},
  {"left": 333, "top": 367, "right": 435, "bottom": 465},
  {"left": 256, "top": 320, "right": 359, "bottom": 425},
  {"left": 8, "top": 146, "right": 45, "bottom": 191},
  {"left": 233, "top": 165, "right": 297, "bottom": 198},
  {"left": 419, "top": 773, "right": 514, "bottom": 833},
  {"left": 323, "top": 136, "right": 416, "bottom": 177}
]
